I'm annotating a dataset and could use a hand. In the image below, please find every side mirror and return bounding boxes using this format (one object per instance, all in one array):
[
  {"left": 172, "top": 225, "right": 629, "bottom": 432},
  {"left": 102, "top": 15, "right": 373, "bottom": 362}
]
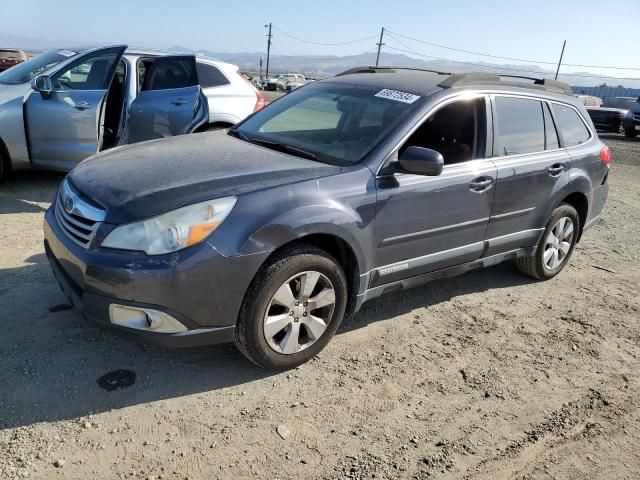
[
  {"left": 31, "top": 75, "right": 53, "bottom": 98},
  {"left": 398, "top": 146, "right": 444, "bottom": 176}
]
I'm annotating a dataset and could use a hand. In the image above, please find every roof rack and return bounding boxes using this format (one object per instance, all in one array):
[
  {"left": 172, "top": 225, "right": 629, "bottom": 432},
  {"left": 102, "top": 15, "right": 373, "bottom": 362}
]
[
  {"left": 337, "top": 66, "right": 452, "bottom": 76},
  {"left": 438, "top": 73, "right": 572, "bottom": 95}
]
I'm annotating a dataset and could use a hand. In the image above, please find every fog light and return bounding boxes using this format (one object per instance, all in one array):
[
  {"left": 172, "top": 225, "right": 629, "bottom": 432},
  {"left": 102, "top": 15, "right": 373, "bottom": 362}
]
[{"left": 109, "top": 305, "right": 187, "bottom": 333}]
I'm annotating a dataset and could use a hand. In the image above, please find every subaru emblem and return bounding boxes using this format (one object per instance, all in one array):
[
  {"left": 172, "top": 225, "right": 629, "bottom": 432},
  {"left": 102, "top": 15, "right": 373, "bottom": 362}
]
[{"left": 64, "top": 195, "right": 74, "bottom": 214}]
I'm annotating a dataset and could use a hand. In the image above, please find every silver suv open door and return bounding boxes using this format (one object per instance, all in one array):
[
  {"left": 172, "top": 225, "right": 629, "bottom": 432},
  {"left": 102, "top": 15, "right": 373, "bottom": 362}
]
[
  {"left": 24, "top": 45, "right": 126, "bottom": 171},
  {"left": 126, "top": 55, "right": 208, "bottom": 144}
]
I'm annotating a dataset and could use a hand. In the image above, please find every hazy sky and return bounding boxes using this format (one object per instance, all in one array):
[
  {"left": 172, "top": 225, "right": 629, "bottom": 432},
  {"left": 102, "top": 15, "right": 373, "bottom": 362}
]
[{"left": 4, "top": 0, "right": 639, "bottom": 79}]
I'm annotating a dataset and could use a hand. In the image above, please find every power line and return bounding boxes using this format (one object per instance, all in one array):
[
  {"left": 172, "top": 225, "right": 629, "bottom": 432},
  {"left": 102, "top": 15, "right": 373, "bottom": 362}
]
[
  {"left": 271, "top": 25, "right": 377, "bottom": 46},
  {"left": 383, "top": 36, "right": 640, "bottom": 81},
  {"left": 386, "top": 29, "right": 640, "bottom": 72}
]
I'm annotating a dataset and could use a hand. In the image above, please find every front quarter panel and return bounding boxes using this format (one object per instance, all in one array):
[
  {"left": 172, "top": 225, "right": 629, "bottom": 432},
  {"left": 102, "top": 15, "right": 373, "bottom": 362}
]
[
  {"left": 0, "top": 85, "right": 30, "bottom": 166},
  {"left": 207, "top": 167, "right": 377, "bottom": 285}
]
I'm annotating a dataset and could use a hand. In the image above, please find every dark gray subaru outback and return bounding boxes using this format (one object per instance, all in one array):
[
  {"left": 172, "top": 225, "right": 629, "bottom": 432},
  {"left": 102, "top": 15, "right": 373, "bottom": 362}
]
[{"left": 44, "top": 67, "right": 610, "bottom": 369}]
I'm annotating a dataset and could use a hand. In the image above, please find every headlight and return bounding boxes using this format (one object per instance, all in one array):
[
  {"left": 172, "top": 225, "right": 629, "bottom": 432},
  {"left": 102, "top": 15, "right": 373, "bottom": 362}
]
[{"left": 101, "top": 197, "right": 237, "bottom": 255}]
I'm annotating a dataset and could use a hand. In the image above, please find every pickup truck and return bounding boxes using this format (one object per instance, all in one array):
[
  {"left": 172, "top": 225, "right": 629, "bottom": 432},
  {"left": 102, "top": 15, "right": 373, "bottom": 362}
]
[
  {"left": 0, "top": 49, "right": 27, "bottom": 72},
  {"left": 584, "top": 96, "right": 640, "bottom": 138}
]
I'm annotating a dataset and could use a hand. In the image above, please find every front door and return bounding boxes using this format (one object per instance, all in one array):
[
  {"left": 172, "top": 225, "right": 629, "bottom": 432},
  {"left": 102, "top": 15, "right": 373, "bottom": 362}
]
[
  {"left": 25, "top": 46, "right": 126, "bottom": 171},
  {"left": 371, "top": 96, "right": 496, "bottom": 287},
  {"left": 126, "top": 55, "right": 208, "bottom": 144}
]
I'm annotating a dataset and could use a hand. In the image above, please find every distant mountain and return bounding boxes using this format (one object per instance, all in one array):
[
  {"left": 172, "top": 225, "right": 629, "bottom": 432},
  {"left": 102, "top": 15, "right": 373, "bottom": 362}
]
[
  {"left": 174, "top": 47, "right": 640, "bottom": 89},
  {"left": 1, "top": 32, "right": 636, "bottom": 88}
]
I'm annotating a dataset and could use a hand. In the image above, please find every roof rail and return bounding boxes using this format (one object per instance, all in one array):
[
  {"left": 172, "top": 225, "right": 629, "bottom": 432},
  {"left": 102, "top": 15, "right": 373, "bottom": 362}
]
[
  {"left": 438, "top": 73, "right": 572, "bottom": 95},
  {"left": 337, "top": 66, "right": 452, "bottom": 76}
]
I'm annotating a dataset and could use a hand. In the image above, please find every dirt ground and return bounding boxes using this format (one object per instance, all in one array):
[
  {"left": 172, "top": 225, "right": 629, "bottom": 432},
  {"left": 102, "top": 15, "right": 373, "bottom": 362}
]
[{"left": 0, "top": 134, "right": 639, "bottom": 480}]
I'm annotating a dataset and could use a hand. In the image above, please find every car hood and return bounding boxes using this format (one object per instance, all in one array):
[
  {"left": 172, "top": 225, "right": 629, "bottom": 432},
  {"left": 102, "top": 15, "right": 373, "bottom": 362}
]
[
  {"left": 0, "top": 82, "right": 29, "bottom": 105},
  {"left": 69, "top": 132, "right": 341, "bottom": 224}
]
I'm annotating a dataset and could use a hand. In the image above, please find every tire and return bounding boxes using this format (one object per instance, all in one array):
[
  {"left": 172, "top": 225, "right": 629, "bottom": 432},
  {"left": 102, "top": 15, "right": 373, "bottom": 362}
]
[
  {"left": 514, "top": 203, "right": 579, "bottom": 280},
  {"left": 234, "top": 244, "right": 348, "bottom": 370},
  {"left": 624, "top": 128, "right": 637, "bottom": 138},
  {"left": 0, "top": 149, "right": 9, "bottom": 183},
  {"left": 203, "top": 124, "right": 228, "bottom": 132}
]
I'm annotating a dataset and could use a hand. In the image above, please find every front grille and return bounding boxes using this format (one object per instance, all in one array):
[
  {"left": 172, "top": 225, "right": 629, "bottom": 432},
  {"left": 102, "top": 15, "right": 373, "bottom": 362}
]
[{"left": 55, "top": 180, "right": 105, "bottom": 249}]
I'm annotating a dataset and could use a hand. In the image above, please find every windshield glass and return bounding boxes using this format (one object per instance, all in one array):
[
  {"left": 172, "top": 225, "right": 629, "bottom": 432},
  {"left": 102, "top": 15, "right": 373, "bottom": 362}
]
[
  {"left": 235, "top": 81, "right": 422, "bottom": 166},
  {"left": 0, "top": 50, "right": 75, "bottom": 85}
]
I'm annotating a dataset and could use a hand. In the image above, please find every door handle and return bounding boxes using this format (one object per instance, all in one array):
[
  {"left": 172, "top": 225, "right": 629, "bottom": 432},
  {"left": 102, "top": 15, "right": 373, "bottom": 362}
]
[
  {"left": 548, "top": 163, "right": 565, "bottom": 177},
  {"left": 171, "top": 98, "right": 188, "bottom": 106},
  {"left": 469, "top": 177, "right": 494, "bottom": 193},
  {"left": 73, "top": 101, "right": 91, "bottom": 110}
]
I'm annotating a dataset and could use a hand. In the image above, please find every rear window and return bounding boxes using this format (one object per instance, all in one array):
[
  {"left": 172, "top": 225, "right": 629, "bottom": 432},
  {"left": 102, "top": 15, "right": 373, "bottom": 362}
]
[
  {"left": 0, "top": 50, "right": 21, "bottom": 59},
  {"left": 494, "top": 96, "right": 545, "bottom": 156},
  {"left": 553, "top": 104, "right": 590, "bottom": 147},
  {"left": 196, "top": 63, "right": 230, "bottom": 88}
]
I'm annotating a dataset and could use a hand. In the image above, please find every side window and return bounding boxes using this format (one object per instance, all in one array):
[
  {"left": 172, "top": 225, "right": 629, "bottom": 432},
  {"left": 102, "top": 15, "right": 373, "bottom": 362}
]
[
  {"left": 400, "top": 97, "right": 486, "bottom": 165},
  {"left": 195, "top": 63, "right": 230, "bottom": 88},
  {"left": 553, "top": 104, "right": 590, "bottom": 147},
  {"left": 543, "top": 103, "right": 560, "bottom": 150},
  {"left": 141, "top": 57, "right": 197, "bottom": 91},
  {"left": 53, "top": 53, "right": 119, "bottom": 91},
  {"left": 260, "top": 94, "right": 342, "bottom": 132},
  {"left": 494, "top": 97, "right": 545, "bottom": 156}
]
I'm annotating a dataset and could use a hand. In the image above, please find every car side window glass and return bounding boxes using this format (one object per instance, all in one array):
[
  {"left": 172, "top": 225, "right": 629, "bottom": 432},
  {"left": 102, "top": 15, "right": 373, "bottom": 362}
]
[
  {"left": 494, "top": 97, "right": 545, "bottom": 156},
  {"left": 399, "top": 97, "right": 486, "bottom": 165},
  {"left": 52, "top": 53, "right": 119, "bottom": 91},
  {"left": 141, "top": 58, "right": 197, "bottom": 91},
  {"left": 196, "top": 63, "right": 230, "bottom": 88},
  {"left": 543, "top": 103, "right": 560, "bottom": 150},
  {"left": 553, "top": 104, "right": 590, "bottom": 147}
]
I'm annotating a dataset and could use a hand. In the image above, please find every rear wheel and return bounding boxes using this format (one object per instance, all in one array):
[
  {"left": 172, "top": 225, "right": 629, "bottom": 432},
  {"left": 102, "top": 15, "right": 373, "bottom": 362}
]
[
  {"left": 515, "top": 204, "right": 579, "bottom": 280},
  {"left": 234, "top": 245, "right": 348, "bottom": 370}
]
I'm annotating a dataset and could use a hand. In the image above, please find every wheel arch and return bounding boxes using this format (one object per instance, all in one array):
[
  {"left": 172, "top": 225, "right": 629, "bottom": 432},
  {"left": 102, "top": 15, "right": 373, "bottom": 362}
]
[
  {"left": 560, "top": 191, "right": 589, "bottom": 242},
  {"left": 248, "top": 231, "right": 364, "bottom": 319},
  {"left": 0, "top": 135, "right": 12, "bottom": 177}
]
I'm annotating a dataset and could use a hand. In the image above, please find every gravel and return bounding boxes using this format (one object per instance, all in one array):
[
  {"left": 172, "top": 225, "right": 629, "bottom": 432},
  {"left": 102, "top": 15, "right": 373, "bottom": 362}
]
[{"left": 0, "top": 133, "right": 639, "bottom": 479}]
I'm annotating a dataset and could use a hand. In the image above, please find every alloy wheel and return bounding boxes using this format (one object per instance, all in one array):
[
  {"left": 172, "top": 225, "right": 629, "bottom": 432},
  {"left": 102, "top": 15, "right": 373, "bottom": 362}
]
[
  {"left": 263, "top": 271, "right": 336, "bottom": 354},
  {"left": 543, "top": 216, "right": 575, "bottom": 270}
]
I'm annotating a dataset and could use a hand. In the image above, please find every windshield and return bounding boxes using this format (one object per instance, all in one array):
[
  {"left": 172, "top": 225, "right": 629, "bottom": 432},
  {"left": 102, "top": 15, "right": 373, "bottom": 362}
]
[
  {"left": 234, "top": 81, "right": 422, "bottom": 166},
  {"left": 0, "top": 50, "right": 75, "bottom": 85}
]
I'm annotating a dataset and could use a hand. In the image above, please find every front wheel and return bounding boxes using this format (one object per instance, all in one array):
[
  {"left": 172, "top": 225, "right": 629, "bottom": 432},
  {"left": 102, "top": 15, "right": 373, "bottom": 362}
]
[
  {"left": 234, "top": 245, "right": 348, "bottom": 370},
  {"left": 514, "top": 204, "right": 579, "bottom": 280}
]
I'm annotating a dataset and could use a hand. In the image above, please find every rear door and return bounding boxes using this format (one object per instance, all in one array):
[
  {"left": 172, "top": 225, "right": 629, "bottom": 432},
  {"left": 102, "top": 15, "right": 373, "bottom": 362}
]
[
  {"left": 126, "top": 55, "right": 208, "bottom": 144},
  {"left": 24, "top": 46, "right": 126, "bottom": 170},
  {"left": 484, "top": 95, "right": 571, "bottom": 256}
]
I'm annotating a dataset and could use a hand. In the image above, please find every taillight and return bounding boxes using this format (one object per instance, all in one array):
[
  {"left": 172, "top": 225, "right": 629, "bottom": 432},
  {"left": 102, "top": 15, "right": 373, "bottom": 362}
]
[
  {"left": 237, "top": 72, "right": 265, "bottom": 112},
  {"left": 599, "top": 145, "right": 611, "bottom": 166},
  {"left": 254, "top": 90, "right": 265, "bottom": 112}
]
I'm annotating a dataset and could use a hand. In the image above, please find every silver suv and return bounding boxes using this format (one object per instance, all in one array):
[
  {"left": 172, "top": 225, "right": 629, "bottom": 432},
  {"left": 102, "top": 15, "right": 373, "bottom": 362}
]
[{"left": 0, "top": 45, "right": 264, "bottom": 179}]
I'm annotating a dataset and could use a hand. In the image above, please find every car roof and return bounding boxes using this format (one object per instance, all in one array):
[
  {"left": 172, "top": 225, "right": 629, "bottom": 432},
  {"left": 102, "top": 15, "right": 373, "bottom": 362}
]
[
  {"left": 328, "top": 67, "right": 574, "bottom": 100},
  {"left": 326, "top": 69, "right": 445, "bottom": 96}
]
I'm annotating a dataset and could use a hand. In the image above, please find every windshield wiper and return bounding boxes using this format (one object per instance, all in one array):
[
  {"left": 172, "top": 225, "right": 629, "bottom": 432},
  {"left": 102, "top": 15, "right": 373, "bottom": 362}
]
[{"left": 229, "top": 130, "right": 318, "bottom": 161}]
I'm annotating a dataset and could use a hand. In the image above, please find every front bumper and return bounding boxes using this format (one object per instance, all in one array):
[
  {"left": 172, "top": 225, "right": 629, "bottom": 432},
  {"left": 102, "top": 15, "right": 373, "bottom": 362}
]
[{"left": 44, "top": 206, "right": 267, "bottom": 347}]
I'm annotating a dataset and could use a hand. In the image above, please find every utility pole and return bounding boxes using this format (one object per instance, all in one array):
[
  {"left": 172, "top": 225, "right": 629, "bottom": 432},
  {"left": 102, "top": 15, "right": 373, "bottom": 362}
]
[
  {"left": 554, "top": 40, "right": 566, "bottom": 80},
  {"left": 264, "top": 23, "right": 273, "bottom": 78},
  {"left": 259, "top": 58, "right": 263, "bottom": 79},
  {"left": 375, "top": 27, "right": 385, "bottom": 66}
]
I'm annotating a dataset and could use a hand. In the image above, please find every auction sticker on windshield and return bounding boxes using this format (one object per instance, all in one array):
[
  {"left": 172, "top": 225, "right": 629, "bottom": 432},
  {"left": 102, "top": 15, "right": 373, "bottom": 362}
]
[{"left": 375, "top": 89, "right": 420, "bottom": 104}]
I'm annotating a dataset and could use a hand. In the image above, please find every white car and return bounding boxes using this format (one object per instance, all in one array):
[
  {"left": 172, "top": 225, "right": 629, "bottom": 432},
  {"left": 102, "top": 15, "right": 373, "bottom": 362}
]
[
  {"left": 265, "top": 73, "right": 307, "bottom": 91},
  {"left": 194, "top": 56, "right": 265, "bottom": 127}
]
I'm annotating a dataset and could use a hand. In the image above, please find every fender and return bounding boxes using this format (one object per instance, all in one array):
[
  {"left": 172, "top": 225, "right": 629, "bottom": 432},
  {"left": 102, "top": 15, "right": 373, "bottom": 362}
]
[
  {"left": 537, "top": 170, "right": 592, "bottom": 236},
  {"left": 0, "top": 89, "right": 31, "bottom": 168},
  {"left": 208, "top": 167, "right": 377, "bottom": 283}
]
